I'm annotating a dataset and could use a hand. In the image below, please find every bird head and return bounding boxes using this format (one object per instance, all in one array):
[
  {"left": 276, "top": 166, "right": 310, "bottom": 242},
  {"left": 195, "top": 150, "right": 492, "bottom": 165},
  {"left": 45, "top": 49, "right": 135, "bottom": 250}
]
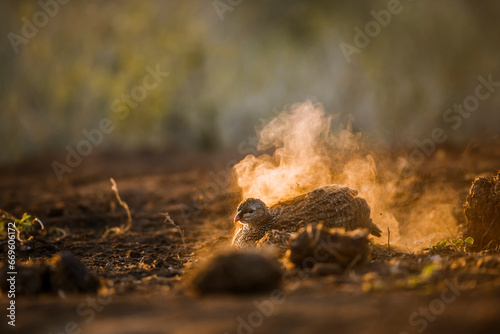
[{"left": 234, "top": 198, "right": 270, "bottom": 227}]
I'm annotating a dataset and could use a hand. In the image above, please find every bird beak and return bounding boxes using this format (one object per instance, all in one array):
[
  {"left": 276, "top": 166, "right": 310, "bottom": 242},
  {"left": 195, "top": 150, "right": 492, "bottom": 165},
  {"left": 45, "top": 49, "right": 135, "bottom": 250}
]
[{"left": 234, "top": 211, "right": 241, "bottom": 222}]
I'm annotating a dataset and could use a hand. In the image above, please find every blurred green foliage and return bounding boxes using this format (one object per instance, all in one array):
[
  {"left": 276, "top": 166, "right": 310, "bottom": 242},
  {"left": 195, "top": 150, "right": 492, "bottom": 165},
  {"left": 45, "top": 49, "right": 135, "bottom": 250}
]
[
  {"left": 0, "top": 0, "right": 499, "bottom": 163},
  {"left": 425, "top": 236, "right": 474, "bottom": 252},
  {"left": 0, "top": 210, "right": 43, "bottom": 241}
]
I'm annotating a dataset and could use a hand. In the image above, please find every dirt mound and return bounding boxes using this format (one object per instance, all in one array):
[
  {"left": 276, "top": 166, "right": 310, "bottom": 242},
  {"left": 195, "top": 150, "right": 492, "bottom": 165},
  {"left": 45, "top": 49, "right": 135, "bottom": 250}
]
[
  {"left": 285, "top": 224, "right": 370, "bottom": 270},
  {"left": 463, "top": 171, "right": 500, "bottom": 249},
  {"left": 190, "top": 250, "right": 282, "bottom": 295},
  {"left": 0, "top": 252, "right": 99, "bottom": 295}
]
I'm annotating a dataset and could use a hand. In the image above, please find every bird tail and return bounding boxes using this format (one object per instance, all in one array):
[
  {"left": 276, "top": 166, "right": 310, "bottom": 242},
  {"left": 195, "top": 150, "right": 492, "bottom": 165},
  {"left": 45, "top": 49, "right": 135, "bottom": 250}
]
[{"left": 369, "top": 220, "right": 382, "bottom": 237}]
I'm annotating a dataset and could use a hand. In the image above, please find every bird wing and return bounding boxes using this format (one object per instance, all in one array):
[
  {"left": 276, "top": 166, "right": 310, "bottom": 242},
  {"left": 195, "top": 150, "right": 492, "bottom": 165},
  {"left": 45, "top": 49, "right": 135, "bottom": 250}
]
[{"left": 270, "top": 185, "right": 376, "bottom": 234}]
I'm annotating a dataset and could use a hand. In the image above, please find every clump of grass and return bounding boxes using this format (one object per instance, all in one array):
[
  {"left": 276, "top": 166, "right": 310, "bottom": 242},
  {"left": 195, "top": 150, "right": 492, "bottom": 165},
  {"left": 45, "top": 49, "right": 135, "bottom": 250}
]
[
  {"left": 424, "top": 236, "right": 474, "bottom": 252},
  {"left": 103, "top": 178, "right": 132, "bottom": 237},
  {"left": 0, "top": 210, "right": 44, "bottom": 243}
]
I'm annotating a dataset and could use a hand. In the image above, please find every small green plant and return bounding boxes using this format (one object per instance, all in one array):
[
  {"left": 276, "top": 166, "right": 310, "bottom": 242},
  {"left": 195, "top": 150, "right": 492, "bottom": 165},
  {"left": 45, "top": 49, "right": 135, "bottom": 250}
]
[
  {"left": 424, "top": 236, "right": 474, "bottom": 252},
  {"left": 0, "top": 210, "right": 44, "bottom": 242}
]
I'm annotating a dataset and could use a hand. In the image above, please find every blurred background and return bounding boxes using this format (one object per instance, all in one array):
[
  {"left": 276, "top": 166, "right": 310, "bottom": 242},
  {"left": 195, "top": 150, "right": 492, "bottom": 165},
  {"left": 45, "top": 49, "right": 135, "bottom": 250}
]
[{"left": 0, "top": 0, "right": 499, "bottom": 164}]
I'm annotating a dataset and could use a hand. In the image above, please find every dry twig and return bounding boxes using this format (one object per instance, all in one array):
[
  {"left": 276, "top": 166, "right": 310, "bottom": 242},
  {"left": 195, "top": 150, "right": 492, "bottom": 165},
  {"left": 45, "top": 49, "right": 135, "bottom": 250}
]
[
  {"left": 163, "top": 212, "right": 186, "bottom": 249},
  {"left": 49, "top": 227, "right": 68, "bottom": 242},
  {"left": 387, "top": 227, "right": 391, "bottom": 251},
  {"left": 104, "top": 178, "right": 132, "bottom": 237}
]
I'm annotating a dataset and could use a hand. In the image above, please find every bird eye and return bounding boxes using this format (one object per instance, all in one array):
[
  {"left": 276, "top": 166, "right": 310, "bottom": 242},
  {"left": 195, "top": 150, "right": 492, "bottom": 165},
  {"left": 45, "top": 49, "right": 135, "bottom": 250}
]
[{"left": 248, "top": 209, "right": 254, "bottom": 214}]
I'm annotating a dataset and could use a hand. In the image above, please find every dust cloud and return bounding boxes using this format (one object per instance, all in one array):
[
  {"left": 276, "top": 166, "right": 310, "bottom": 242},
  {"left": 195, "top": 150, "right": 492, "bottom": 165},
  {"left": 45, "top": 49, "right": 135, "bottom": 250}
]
[{"left": 233, "top": 100, "right": 459, "bottom": 251}]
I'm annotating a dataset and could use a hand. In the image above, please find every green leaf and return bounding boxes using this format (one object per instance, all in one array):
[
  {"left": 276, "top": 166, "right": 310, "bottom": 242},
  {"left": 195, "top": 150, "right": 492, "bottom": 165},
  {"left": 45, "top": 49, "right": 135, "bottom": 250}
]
[
  {"left": 465, "top": 237, "right": 474, "bottom": 245},
  {"left": 436, "top": 241, "right": 446, "bottom": 248}
]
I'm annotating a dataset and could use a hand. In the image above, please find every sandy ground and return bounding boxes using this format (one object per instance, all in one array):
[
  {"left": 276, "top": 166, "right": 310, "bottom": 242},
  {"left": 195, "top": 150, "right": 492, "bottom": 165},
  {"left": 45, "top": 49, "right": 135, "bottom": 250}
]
[{"left": 1, "top": 146, "right": 500, "bottom": 334}]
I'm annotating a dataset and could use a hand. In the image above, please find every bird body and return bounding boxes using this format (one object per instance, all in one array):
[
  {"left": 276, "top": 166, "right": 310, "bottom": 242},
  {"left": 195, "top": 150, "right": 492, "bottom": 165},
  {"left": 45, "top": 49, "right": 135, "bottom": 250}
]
[
  {"left": 232, "top": 185, "right": 381, "bottom": 248},
  {"left": 232, "top": 222, "right": 268, "bottom": 249}
]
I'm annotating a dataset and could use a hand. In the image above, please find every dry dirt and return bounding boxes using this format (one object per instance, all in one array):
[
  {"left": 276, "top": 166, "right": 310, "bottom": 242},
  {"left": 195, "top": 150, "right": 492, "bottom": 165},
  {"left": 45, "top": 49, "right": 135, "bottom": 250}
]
[{"left": 1, "top": 144, "right": 500, "bottom": 334}]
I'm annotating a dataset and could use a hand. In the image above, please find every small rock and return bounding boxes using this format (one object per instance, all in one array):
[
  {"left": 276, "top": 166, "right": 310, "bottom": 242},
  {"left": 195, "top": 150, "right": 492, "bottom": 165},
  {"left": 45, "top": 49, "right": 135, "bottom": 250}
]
[
  {"left": 48, "top": 252, "right": 100, "bottom": 293},
  {"left": 0, "top": 252, "right": 99, "bottom": 295}
]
